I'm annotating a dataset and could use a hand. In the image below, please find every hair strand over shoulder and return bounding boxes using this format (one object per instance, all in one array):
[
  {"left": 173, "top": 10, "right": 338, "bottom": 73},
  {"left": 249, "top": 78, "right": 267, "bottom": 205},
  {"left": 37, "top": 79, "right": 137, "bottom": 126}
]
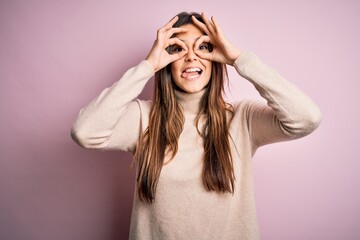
[{"left": 134, "top": 12, "right": 235, "bottom": 203}]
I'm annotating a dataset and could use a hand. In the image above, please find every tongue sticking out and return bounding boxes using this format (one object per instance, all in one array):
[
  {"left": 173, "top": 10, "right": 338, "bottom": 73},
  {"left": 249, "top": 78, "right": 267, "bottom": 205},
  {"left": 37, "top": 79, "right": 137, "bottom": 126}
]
[{"left": 181, "top": 71, "right": 200, "bottom": 79}]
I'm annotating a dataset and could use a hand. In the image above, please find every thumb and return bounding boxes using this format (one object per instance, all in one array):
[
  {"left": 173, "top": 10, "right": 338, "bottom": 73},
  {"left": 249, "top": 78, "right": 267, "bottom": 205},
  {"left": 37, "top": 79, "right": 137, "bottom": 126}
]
[
  {"left": 194, "top": 50, "right": 213, "bottom": 61},
  {"left": 169, "top": 49, "right": 188, "bottom": 62}
]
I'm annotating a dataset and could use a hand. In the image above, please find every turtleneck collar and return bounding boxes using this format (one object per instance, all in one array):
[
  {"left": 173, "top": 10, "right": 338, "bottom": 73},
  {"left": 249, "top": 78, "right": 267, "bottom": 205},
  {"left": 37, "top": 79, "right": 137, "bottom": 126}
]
[{"left": 174, "top": 88, "right": 207, "bottom": 115}]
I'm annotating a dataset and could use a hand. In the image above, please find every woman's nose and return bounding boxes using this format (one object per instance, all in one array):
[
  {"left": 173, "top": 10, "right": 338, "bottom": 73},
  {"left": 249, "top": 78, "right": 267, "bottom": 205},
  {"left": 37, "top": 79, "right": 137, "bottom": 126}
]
[{"left": 185, "top": 48, "right": 197, "bottom": 62}]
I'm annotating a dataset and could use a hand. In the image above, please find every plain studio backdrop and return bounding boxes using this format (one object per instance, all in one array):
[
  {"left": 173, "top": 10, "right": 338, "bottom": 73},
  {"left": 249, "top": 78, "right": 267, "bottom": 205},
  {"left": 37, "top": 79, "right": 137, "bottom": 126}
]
[{"left": 0, "top": 0, "right": 359, "bottom": 239}]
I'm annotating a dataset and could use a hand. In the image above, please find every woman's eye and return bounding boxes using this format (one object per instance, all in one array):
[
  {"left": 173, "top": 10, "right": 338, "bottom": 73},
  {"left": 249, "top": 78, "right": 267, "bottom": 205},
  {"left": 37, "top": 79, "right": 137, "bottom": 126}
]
[
  {"left": 167, "top": 45, "right": 183, "bottom": 54},
  {"left": 199, "top": 44, "right": 209, "bottom": 51},
  {"left": 173, "top": 47, "right": 183, "bottom": 52}
]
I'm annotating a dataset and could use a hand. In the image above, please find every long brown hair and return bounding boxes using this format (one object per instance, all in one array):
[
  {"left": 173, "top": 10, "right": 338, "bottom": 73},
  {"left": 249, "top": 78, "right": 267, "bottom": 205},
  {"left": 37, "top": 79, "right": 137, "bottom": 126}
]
[{"left": 134, "top": 12, "right": 235, "bottom": 203}]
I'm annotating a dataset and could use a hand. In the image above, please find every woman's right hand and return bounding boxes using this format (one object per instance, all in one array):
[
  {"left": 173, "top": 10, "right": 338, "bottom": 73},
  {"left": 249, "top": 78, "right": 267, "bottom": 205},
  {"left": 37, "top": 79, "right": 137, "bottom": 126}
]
[{"left": 146, "top": 16, "right": 189, "bottom": 72}]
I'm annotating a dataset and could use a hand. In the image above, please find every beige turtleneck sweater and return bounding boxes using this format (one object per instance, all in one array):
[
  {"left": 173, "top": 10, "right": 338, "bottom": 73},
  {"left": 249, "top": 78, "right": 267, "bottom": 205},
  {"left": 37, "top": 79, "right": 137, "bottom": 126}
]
[{"left": 71, "top": 51, "right": 321, "bottom": 240}]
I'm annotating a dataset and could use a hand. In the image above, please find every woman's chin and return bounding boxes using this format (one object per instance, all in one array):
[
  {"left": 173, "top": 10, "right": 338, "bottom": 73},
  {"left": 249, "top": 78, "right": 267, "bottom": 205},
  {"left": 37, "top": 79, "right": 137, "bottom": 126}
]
[
  {"left": 173, "top": 78, "right": 210, "bottom": 94},
  {"left": 177, "top": 85, "right": 208, "bottom": 94}
]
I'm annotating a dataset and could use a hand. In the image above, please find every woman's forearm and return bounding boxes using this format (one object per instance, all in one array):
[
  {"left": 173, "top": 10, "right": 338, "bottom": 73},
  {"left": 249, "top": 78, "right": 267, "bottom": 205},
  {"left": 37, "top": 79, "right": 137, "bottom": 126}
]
[
  {"left": 233, "top": 51, "right": 322, "bottom": 147},
  {"left": 70, "top": 60, "right": 154, "bottom": 150}
]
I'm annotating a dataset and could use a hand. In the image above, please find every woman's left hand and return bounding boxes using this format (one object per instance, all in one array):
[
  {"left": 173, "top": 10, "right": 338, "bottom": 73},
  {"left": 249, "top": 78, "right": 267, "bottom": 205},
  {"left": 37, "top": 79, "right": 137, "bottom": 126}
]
[{"left": 192, "top": 13, "right": 241, "bottom": 65}]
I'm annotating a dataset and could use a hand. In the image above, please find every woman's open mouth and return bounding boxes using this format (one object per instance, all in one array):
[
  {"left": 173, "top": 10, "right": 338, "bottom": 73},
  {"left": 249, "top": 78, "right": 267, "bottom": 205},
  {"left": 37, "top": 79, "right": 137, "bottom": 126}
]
[{"left": 181, "top": 67, "right": 203, "bottom": 80}]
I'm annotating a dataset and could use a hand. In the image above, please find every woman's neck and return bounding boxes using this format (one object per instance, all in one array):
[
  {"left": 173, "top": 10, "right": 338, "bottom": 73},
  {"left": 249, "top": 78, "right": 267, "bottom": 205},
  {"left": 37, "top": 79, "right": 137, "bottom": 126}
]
[{"left": 174, "top": 88, "right": 207, "bottom": 115}]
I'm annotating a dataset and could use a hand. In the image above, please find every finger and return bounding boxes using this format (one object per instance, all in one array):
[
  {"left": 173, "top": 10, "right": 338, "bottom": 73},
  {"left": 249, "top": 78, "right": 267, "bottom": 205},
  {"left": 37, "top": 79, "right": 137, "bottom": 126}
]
[
  {"left": 158, "top": 19, "right": 181, "bottom": 40},
  {"left": 191, "top": 15, "right": 211, "bottom": 36},
  {"left": 194, "top": 49, "right": 214, "bottom": 61},
  {"left": 169, "top": 49, "right": 188, "bottom": 62},
  {"left": 193, "top": 35, "right": 211, "bottom": 51},
  {"left": 165, "top": 15, "right": 179, "bottom": 29},
  {"left": 211, "top": 16, "right": 223, "bottom": 35},
  {"left": 160, "top": 15, "right": 179, "bottom": 32},
  {"left": 168, "top": 37, "right": 188, "bottom": 51},
  {"left": 165, "top": 27, "right": 189, "bottom": 38},
  {"left": 201, "top": 12, "right": 216, "bottom": 34}
]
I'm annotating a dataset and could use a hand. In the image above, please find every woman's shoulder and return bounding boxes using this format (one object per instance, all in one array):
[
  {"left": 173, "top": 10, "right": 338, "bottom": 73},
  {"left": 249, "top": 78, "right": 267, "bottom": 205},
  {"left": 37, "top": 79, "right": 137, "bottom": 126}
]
[
  {"left": 134, "top": 99, "right": 153, "bottom": 113},
  {"left": 129, "top": 99, "right": 152, "bottom": 131}
]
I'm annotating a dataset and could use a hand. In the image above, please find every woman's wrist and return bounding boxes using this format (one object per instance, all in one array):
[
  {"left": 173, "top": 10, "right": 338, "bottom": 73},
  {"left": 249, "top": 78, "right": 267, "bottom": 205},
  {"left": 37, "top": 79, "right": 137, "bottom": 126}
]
[
  {"left": 145, "top": 56, "right": 158, "bottom": 72},
  {"left": 229, "top": 49, "right": 242, "bottom": 66}
]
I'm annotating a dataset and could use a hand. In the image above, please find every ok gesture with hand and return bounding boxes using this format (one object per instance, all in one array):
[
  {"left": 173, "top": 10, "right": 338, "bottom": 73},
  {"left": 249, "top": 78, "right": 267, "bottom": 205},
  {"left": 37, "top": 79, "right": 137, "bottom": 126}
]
[
  {"left": 146, "top": 16, "right": 189, "bottom": 72},
  {"left": 192, "top": 13, "right": 242, "bottom": 65}
]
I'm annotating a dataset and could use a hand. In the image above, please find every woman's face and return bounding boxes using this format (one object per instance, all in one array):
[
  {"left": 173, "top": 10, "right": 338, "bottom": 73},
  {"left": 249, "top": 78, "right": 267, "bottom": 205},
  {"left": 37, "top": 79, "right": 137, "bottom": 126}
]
[{"left": 170, "top": 24, "right": 212, "bottom": 94}]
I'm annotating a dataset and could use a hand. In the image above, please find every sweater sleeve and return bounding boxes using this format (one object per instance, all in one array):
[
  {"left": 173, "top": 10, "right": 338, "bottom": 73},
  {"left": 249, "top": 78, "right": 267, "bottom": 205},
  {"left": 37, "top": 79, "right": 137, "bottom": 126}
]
[
  {"left": 233, "top": 52, "right": 322, "bottom": 151},
  {"left": 70, "top": 60, "right": 154, "bottom": 152}
]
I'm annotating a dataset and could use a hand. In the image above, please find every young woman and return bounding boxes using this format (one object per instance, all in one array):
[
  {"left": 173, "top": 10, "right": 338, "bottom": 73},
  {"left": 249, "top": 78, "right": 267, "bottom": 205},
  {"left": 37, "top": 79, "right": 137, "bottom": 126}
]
[{"left": 71, "top": 12, "right": 321, "bottom": 240}]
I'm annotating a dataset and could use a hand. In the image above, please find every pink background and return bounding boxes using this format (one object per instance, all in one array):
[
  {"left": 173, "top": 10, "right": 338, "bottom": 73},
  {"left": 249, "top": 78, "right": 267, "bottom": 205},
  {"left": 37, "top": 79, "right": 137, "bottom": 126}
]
[{"left": 1, "top": 0, "right": 359, "bottom": 239}]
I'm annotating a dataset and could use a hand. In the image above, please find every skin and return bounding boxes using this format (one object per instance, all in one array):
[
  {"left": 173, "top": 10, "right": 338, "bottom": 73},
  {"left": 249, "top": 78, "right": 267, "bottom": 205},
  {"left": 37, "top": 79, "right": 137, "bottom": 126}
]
[
  {"left": 170, "top": 24, "right": 213, "bottom": 93},
  {"left": 146, "top": 13, "right": 242, "bottom": 92}
]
